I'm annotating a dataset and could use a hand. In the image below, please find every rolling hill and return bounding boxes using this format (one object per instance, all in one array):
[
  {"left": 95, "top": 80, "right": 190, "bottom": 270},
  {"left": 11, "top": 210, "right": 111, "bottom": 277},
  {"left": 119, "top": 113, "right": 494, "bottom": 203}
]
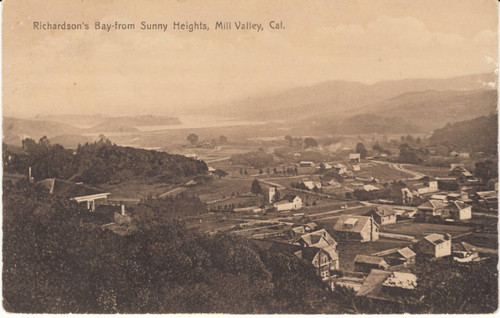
[
  {"left": 429, "top": 114, "right": 498, "bottom": 154},
  {"left": 214, "top": 72, "right": 497, "bottom": 122}
]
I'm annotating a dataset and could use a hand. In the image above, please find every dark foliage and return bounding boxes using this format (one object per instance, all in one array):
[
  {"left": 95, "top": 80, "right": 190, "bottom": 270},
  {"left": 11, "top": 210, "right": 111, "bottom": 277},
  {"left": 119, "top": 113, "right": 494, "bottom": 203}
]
[
  {"left": 3, "top": 180, "right": 337, "bottom": 314},
  {"left": 4, "top": 137, "right": 207, "bottom": 185},
  {"left": 430, "top": 114, "right": 498, "bottom": 155},
  {"left": 230, "top": 150, "right": 275, "bottom": 169}
]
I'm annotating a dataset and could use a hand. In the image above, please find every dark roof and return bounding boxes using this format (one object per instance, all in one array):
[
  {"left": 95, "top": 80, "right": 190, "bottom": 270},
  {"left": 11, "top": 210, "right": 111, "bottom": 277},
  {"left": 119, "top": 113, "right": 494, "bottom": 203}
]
[
  {"left": 423, "top": 233, "right": 450, "bottom": 245},
  {"left": 38, "top": 178, "right": 109, "bottom": 199},
  {"left": 366, "top": 206, "right": 396, "bottom": 218},
  {"left": 354, "top": 255, "right": 388, "bottom": 266},
  {"left": 282, "top": 194, "right": 299, "bottom": 202},
  {"left": 396, "top": 247, "right": 416, "bottom": 259},
  {"left": 300, "top": 246, "right": 339, "bottom": 262}
]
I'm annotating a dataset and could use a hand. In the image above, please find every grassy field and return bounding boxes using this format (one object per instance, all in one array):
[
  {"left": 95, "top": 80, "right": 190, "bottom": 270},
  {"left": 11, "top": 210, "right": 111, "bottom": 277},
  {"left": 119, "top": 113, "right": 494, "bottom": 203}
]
[
  {"left": 462, "top": 232, "right": 498, "bottom": 249},
  {"left": 189, "top": 177, "right": 255, "bottom": 202},
  {"left": 403, "top": 164, "right": 452, "bottom": 177},
  {"left": 100, "top": 179, "right": 173, "bottom": 200},
  {"left": 381, "top": 222, "right": 472, "bottom": 239},
  {"left": 354, "top": 162, "right": 412, "bottom": 181}
]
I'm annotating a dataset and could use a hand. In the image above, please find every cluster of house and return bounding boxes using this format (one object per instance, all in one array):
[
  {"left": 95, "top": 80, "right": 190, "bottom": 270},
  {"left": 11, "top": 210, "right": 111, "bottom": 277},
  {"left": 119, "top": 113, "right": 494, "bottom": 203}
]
[{"left": 283, "top": 218, "right": 489, "bottom": 303}]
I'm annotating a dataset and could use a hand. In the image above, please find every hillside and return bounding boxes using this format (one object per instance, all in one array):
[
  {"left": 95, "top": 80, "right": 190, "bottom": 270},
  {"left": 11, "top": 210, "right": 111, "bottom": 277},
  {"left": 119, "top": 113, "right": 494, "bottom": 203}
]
[
  {"left": 429, "top": 114, "right": 498, "bottom": 154},
  {"left": 4, "top": 137, "right": 208, "bottom": 185},
  {"left": 214, "top": 72, "right": 496, "bottom": 121},
  {"left": 309, "top": 89, "right": 497, "bottom": 134},
  {"left": 3, "top": 117, "right": 82, "bottom": 145}
]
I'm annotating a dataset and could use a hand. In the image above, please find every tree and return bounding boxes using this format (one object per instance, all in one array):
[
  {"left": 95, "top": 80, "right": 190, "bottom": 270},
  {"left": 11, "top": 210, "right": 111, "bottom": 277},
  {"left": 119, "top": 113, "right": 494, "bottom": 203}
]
[
  {"left": 213, "top": 169, "right": 228, "bottom": 179},
  {"left": 356, "top": 142, "right": 367, "bottom": 159},
  {"left": 304, "top": 138, "right": 318, "bottom": 148},
  {"left": 475, "top": 160, "right": 498, "bottom": 183},
  {"left": 187, "top": 133, "right": 199, "bottom": 145},
  {"left": 218, "top": 135, "right": 228, "bottom": 144},
  {"left": 284, "top": 135, "right": 293, "bottom": 147},
  {"left": 251, "top": 179, "right": 262, "bottom": 195}
]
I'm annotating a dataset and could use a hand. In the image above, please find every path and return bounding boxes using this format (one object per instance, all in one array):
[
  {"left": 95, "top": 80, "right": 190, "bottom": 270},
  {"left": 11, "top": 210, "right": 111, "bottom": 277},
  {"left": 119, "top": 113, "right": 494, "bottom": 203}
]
[
  {"left": 159, "top": 186, "right": 186, "bottom": 198},
  {"left": 204, "top": 156, "right": 231, "bottom": 163},
  {"left": 371, "top": 160, "right": 426, "bottom": 180}
]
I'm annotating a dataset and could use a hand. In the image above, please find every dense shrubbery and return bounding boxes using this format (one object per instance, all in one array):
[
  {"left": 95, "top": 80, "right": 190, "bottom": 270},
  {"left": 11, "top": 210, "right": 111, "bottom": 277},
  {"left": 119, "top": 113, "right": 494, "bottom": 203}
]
[
  {"left": 3, "top": 180, "right": 337, "bottom": 314},
  {"left": 3, "top": 137, "right": 207, "bottom": 185},
  {"left": 230, "top": 150, "right": 275, "bottom": 169}
]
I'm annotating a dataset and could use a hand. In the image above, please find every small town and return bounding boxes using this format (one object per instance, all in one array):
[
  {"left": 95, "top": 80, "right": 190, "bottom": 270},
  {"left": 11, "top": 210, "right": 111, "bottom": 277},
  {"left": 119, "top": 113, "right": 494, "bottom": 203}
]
[{"left": 2, "top": 0, "right": 498, "bottom": 315}]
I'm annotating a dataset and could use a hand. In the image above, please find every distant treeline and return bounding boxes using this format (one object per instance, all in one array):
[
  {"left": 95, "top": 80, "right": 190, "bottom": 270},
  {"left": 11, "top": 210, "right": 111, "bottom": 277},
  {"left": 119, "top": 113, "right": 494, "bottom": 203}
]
[
  {"left": 3, "top": 137, "right": 207, "bottom": 184},
  {"left": 429, "top": 114, "right": 498, "bottom": 155}
]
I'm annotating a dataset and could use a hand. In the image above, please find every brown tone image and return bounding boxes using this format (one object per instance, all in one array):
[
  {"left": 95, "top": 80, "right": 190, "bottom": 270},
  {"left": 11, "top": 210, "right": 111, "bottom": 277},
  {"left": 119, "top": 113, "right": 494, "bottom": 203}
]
[{"left": 2, "top": 0, "right": 499, "bottom": 314}]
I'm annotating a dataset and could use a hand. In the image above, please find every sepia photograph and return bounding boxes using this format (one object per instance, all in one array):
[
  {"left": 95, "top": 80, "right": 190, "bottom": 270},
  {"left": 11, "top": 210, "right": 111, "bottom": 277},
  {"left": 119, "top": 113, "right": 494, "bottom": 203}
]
[{"left": 2, "top": 0, "right": 499, "bottom": 314}]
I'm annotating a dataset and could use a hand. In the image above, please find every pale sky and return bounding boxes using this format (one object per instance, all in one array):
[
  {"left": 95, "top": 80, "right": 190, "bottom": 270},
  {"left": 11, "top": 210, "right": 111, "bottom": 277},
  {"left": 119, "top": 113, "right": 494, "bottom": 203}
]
[{"left": 3, "top": 0, "right": 498, "bottom": 117}]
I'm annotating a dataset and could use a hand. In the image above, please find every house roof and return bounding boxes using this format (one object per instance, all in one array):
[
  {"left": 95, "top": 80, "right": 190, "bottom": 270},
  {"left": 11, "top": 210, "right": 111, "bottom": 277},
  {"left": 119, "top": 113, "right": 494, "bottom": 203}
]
[
  {"left": 452, "top": 241, "right": 476, "bottom": 253},
  {"left": 305, "top": 222, "right": 319, "bottom": 230},
  {"left": 476, "top": 191, "right": 497, "bottom": 199},
  {"left": 363, "top": 185, "right": 379, "bottom": 191},
  {"left": 299, "top": 229, "right": 337, "bottom": 248},
  {"left": 282, "top": 194, "right": 300, "bottom": 202},
  {"left": 334, "top": 215, "right": 378, "bottom": 233},
  {"left": 366, "top": 206, "right": 397, "bottom": 218},
  {"left": 423, "top": 233, "right": 450, "bottom": 245},
  {"left": 430, "top": 194, "right": 448, "bottom": 201},
  {"left": 354, "top": 255, "right": 388, "bottom": 266},
  {"left": 396, "top": 247, "right": 416, "bottom": 259},
  {"left": 357, "top": 269, "right": 392, "bottom": 297},
  {"left": 449, "top": 201, "right": 470, "bottom": 210},
  {"left": 301, "top": 245, "right": 339, "bottom": 262},
  {"left": 357, "top": 270, "right": 417, "bottom": 302},
  {"left": 382, "top": 272, "right": 417, "bottom": 290},
  {"left": 417, "top": 200, "right": 448, "bottom": 210},
  {"left": 38, "top": 178, "right": 109, "bottom": 199}
]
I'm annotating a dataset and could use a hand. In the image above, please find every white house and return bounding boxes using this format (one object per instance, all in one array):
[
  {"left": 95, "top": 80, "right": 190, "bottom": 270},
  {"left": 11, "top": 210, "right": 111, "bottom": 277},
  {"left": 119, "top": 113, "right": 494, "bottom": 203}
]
[
  {"left": 349, "top": 153, "right": 361, "bottom": 162},
  {"left": 274, "top": 194, "right": 302, "bottom": 211},
  {"left": 417, "top": 233, "right": 452, "bottom": 258}
]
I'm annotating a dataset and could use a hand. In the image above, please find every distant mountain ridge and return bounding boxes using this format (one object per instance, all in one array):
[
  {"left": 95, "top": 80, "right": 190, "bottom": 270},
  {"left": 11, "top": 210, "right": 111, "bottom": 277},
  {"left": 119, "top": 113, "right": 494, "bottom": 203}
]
[
  {"left": 3, "top": 115, "right": 183, "bottom": 147},
  {"left": 213, "top": 72, "right": 497, "bottom": 122}
]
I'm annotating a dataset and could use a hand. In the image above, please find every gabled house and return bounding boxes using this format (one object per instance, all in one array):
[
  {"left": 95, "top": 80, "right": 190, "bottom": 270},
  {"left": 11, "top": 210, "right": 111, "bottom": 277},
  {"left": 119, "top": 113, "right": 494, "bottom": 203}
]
[
  {"left": 474, "top": 191, "right": 498, "bottom": 212},
  {"left": 333, "top": 215, "right": 380, "bottom": 242},
  {"left": 297, "top": 229, "right": 337, "bottom": 248},
  {"left": 383, "top": 247, "right": 417, "bottom": 266},
  {"left": 417, "top": 200, "right": 471, "bottom": 221},
  {"left": 449, "top": 165, "right": 478, "bottom": 183},
  {"left": 416, "top": 200, "right": 449, "bottom": 220},
  {"left": 274, "top": 194, "right": 302, "bottom": 212},
  {"left": 354, "top": 255, "right": 389, "bottom": 273},
  {"left": 441, "top": 201, "right": 472, "bottom": 220},
  {"left": 417, "top": 233, "right": 452, "bottom": 258},
  {"left": 364, "top": 206, "right": 397, "bottom": 225},
  {"left": 300, "top": 161, "right": 314, "bottom": 167},
  {"left": 302, "top": 180, "right": 322, "bottom": 190},
  {"left": 333, "top": 163, "right": 347, "bottom": 174},
  {"left": 295, "top": 229, "right": 340, "bottom": 281},
  {"left": 38, "top": 178, "right": 110, "bottom": 212}
]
